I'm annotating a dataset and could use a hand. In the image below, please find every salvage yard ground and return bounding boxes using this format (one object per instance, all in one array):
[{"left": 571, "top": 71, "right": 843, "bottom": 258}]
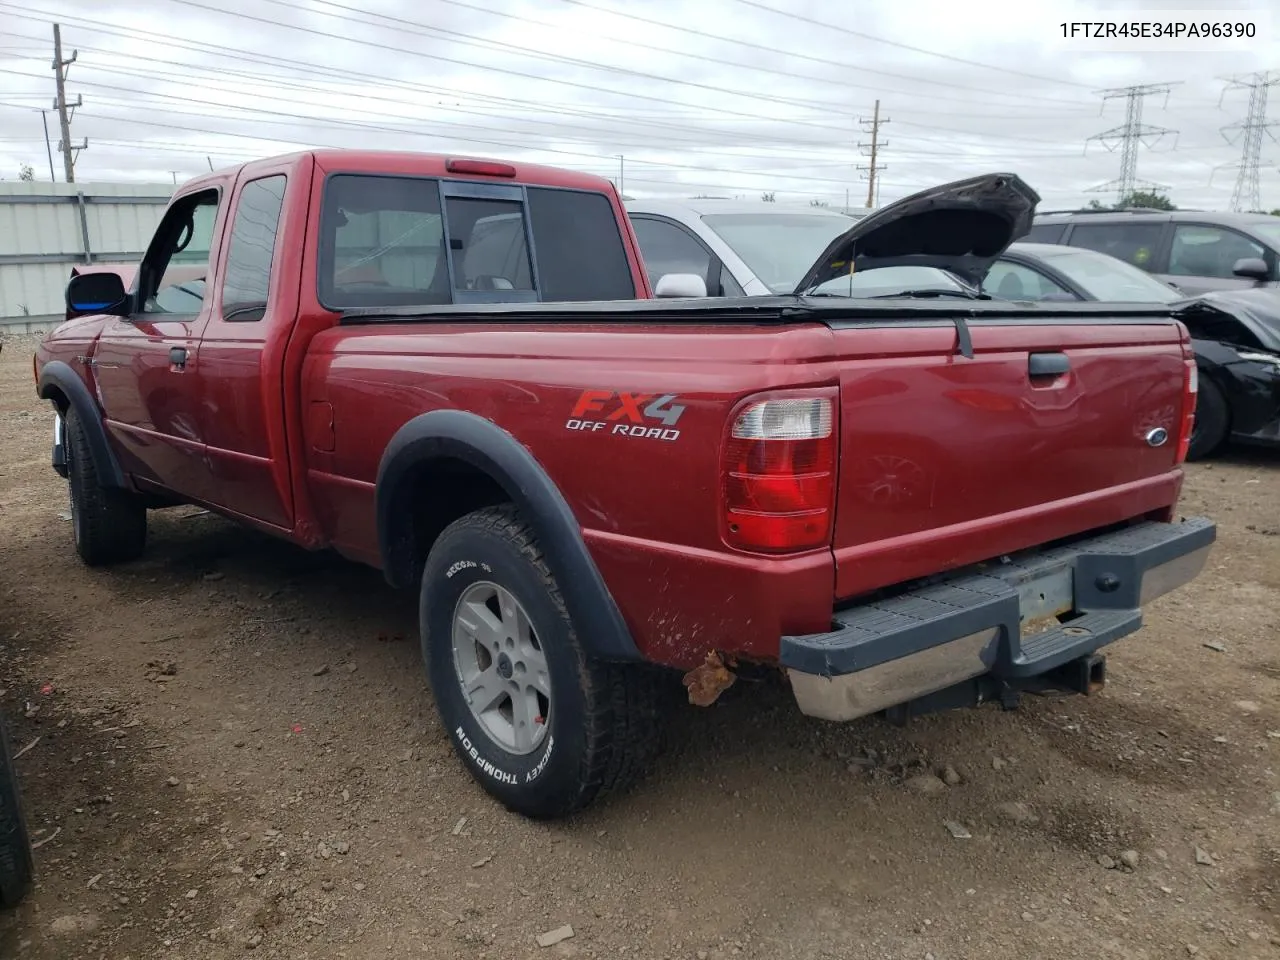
[{"left": 0, "top": 333, "right": 1277, "bottom": 960}]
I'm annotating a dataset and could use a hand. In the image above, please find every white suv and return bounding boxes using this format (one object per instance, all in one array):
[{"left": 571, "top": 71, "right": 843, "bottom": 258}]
[{"left": 624, "top": 199, "right": 869, "bottom": 297}]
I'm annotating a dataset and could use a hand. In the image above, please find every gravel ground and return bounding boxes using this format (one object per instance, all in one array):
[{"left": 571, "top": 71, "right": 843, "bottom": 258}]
[{"left": 0, "top": 333, "right": 1277, "bottom": 960}]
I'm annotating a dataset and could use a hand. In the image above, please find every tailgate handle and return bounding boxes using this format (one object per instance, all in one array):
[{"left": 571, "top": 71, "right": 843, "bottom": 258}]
[{"left": 1028, "top": 352, "right": 1069, "bottom": 377}]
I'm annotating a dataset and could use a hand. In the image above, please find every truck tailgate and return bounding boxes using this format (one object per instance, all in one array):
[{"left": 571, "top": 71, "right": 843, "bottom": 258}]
[{"left": 829, "top": 317, "right": 1190, "bottom": 600}]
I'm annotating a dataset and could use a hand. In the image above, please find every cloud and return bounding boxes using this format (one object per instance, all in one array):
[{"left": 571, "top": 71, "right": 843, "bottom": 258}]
[{"left": 0, "top": 0, "right": 1277, "bottom": 210}]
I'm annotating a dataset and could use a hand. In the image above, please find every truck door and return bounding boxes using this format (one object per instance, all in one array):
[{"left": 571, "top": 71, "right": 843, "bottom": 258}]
[
  {"left": 91, "top": 188, "right": 224, "bottom": 494},
  {"left": 193, "top": 158, "right": 299, "bottom": 530}
]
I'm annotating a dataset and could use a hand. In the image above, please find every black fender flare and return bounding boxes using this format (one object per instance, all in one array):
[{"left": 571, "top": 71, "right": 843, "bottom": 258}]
[
  {"left": 375, "top": 410, "right": 641, "bottom": 662},
  {"left": 37, "top": 360, "right": 128, "bottom": 489}
]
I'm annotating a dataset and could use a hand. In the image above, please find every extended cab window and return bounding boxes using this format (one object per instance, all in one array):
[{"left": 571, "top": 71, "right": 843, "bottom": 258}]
[
  {"left": 221, "top": 175, "right": 286, "bottom": 321},
  {"left": 140, "top": 190, "right": 219, "bottom": 315},
  {"left": 318, "top": 175, "right": 635, "bottom": 309},
  {"left": 526, "top": 187, "right": 634, "bottom": 301}
]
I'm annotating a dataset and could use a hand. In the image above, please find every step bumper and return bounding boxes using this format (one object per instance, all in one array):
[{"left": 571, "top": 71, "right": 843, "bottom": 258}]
[{"left": 783, "top": 517, "right": 1216, "bottom": 722}]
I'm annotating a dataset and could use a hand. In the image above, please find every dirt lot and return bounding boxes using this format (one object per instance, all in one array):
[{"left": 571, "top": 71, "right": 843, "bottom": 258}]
[{"left": 0, "top": 333, "right": 1277, "bottom": 960}]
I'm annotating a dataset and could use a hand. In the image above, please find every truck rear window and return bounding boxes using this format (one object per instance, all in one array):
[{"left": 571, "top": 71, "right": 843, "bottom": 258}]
[{"left": 317, "top": 174, "right": 635, "bottom": 310}]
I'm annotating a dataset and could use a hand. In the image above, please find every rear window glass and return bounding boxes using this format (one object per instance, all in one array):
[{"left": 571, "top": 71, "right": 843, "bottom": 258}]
[
  {"left": 317, "top": 175, "right": 634, "bottom": 309},
  {"left": 319, "top": 175, "right": 447, "bottom": 310},
  {"left": 447, "top": 196, "right": 534, "bottom": 292}
]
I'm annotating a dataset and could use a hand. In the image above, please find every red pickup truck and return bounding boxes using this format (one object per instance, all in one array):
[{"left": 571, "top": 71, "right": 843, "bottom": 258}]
[{"left": 33, "top": 150, "right": 1214, "bottom": 819}]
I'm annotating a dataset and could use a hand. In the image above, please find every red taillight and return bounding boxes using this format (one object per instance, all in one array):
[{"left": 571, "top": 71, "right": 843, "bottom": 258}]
[
  {"left": 445, "top": 158, "right": 517, "bottom": 178},
  {"left": 1175, "top": 357, "right": 1198, "bottom": 464},
  {"left": 722, "top": 394, "right": 836, "bottom": 553}
]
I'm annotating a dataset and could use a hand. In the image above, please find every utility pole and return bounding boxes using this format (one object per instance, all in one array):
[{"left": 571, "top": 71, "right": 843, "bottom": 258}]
[
  {"left": 857, "top": 100, "right": 888, "bottom": 208},
  {"left": 1085, "top": 82, "right": 1180, "bottom": 205},
  {"left": 616, "top": 155, "right": 625, "bottom": 196},
  {"left": 52, "top": 24, "right": 86, "bottom": 182},
  {"left": 37, "top": 109, "right": 55, "bottom": 181},
  {"left": 1218, "top": 70, "right": 1280, "bottom": 212}
]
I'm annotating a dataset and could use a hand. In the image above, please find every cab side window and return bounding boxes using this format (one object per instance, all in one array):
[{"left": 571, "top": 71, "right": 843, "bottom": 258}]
[
  {"left": 1065, "top": 222, "right": 1164, "bottom": 271},
  {"left": 139, "top": 190, "right": 220, "bottom": 316},
  {"left": 629, "top": 217, "right": 715, "bottom": 292},
  {"left": 1168, "top": 224, "right": 1268, "bottom": 279}
]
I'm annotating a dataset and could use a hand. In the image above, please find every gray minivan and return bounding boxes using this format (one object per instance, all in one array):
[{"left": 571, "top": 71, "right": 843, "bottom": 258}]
[{"left": 1025, "top": 209, "right": 1280, "bottom": 297}]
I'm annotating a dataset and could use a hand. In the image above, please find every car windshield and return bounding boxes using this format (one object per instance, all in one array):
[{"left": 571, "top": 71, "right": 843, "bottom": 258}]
[
  {"left": 808, "top": 265, "right": 969, "bottom": 297},
  {"left": 700, "top": 212, "right": 858, "bottom": 293},
  {"left": 1037, "top": 247, "right": 1182, "bottom": 302}
]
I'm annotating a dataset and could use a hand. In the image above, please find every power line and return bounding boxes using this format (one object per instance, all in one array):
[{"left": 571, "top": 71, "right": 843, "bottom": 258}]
[
  {"left": 0, "top": 79, "right": 877, "bottom": 189},
  {"left": 0, "top": 119, "right": 933, "bottom": 200},
  {"left": 729, "top": 0, "right": 1095, "bottom": 92},
  {"left": 0, "top": 19, "right": 1126, "bottom": 160},
  {"left": 0, "top": 68, "right": 906, "bottom": 179},
  {"left": 1218, "top": 70, "right": 1280, "bottom": 212},
  {"left": 555, "top": 0, "right": 1096, "bottom": 108},
  {"left": 162, "top": 0, "right": 869, "bottom": 137},
  {"left": 0, "top": 14, "right": 1205, "bottom": 153},
  {"left": 1085, "top": 83, "right": 1181, "bottom": 204},
  {"left": 1, "top": 23, "right": 1107, "bottom": 156},
  {"left": 0, "top": 19, "right": 1109, "bottom": 126}
]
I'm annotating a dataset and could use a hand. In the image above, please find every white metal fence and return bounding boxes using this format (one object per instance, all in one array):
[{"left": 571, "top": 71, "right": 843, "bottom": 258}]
[{"left": 0, "top": 181, "right": 172, "bottom": 333}]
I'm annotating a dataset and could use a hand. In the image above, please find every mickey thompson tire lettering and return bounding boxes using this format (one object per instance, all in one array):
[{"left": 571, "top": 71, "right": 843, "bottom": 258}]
[
  {"left": 420, "top": 504, "right": 664, "bottom": 819},
  {"left": 454, "top": 725, "right": 554, "bottom": 784}
]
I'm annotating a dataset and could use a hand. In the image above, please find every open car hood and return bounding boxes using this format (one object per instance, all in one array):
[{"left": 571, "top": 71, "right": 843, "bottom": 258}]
[
  {"left": 1173, "top": 289, "right": 1280, "bottom": 353},
  {"left": 792, "top": 172, "right": 1041, "bottom": 294}
]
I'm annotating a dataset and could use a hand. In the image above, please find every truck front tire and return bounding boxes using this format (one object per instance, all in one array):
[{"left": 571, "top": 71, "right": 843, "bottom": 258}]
[
  {"left": 0, "top": 716, "right": 34, "bottom": 908},
  {"left": 65, "top": 407, "right": 147, "bottom": 566},
  {"left": 420, "top": 505, "right": 661, "bottom": 819}
]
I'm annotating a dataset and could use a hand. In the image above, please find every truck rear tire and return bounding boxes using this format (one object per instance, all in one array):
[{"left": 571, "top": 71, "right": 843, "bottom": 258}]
[
  {"left": 0, "top": 715, "right": 34, "bottom": 908},
  {"left": 420, "top": 505, "right": 661, "bottom": 819},
  {"left": 65, "top": 407, "right": 147, "bottom": 566}
]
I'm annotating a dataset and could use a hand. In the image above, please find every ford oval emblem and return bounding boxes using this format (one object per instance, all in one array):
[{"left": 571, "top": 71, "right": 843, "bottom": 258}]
[{"left": 1145, "top": 427, "right": 1169, "bottom": 447}]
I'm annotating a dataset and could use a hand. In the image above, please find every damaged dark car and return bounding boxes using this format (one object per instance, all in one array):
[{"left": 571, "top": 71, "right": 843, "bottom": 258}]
[{"left": 1174, "top": 289, "right": 1280, "bottom": 459}]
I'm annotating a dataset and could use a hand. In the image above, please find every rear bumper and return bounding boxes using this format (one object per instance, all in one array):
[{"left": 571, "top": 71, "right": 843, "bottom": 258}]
[{"left": 783, "top": 517, "right": 1215, "bottom": 721}]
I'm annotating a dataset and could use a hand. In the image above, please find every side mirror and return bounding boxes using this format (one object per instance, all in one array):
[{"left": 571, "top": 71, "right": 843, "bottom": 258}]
[
  {"left": 654, "top": 273, "right": 708, "bottom": 298},
  {"left": 66, "top": 272, "right": 129, "bottom": 318},
  {"left": 1231, "top": 257, "right": 1269, "bottom": 282}
]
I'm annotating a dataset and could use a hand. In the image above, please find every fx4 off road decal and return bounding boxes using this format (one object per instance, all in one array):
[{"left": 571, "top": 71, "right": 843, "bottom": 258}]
[{"left": 565, "top": 389, "right": 687, "bottom": 442}]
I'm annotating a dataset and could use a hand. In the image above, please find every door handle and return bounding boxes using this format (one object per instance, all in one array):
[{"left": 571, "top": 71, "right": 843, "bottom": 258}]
[
  {"left": 1028, "top": 351, "right": 1069, "bottom": 377},
  {"left": 169, "top": 346, "right": 188, "bottom": 370}
]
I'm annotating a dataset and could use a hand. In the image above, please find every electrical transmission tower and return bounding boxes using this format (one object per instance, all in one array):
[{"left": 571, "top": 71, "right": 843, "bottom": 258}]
[
  {"left": 1218, "top": 70, "right": 1280, "bottom": 212},
  {"left": 51, "top": 23, "right": 87, "bottom": 182},
  {"left": 1085, "top": 83, "right": 1180, "bottom": 205},
  {"left": 857, "top": 100, "right": 887, "bottom": 208}
]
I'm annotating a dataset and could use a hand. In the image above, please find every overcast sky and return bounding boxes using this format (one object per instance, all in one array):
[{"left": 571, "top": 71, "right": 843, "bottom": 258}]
[{"left": 1, "top": 0, "right": 1278, "bottom": 210}]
